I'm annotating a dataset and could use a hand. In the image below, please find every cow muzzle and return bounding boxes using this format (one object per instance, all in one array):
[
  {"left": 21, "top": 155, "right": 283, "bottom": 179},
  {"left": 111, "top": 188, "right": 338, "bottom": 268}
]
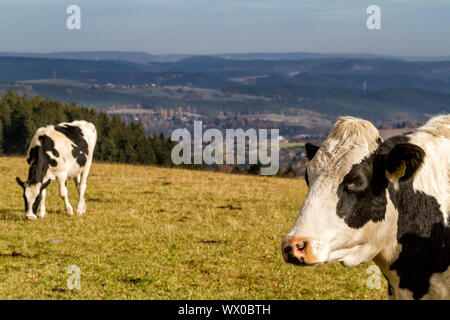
[
  {"left": 25, "top": 213, "right": 37, "bottom": 221},
  {"left": 282, "top": 237, "right": 317, "bottom": 266}
]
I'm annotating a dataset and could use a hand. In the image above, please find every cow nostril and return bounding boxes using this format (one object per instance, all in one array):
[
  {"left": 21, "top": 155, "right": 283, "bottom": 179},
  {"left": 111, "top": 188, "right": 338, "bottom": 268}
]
[
  {"left": 283, "top": 245, "right": 293, "bottom": 254},
  {"left": 296, "top": 241, "right": 306, "bottom": 251}
]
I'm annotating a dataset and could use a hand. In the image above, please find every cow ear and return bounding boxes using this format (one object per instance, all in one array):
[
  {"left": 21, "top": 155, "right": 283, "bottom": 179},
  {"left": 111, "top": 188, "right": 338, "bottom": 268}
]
[
  {"left": 305, "top": 143, "right": 320, "bottom": 161},
  {"left": 385, "top": 143, "right": 425, "bottom": 182},
  {"left": 16, "top": 177, "right": 25, "bottom": 189},
  {"left": 41, "top": 179, "right": 51, "bottom": 190}
]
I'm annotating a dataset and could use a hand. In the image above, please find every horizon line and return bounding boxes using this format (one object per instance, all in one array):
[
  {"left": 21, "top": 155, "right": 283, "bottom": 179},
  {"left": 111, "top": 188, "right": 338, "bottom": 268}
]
[{"left": 1, "top": 50, "right": 449, "bottom": 59}]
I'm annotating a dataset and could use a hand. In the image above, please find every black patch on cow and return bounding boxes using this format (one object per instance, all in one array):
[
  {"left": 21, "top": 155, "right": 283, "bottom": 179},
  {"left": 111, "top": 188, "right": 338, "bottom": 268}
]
[
  {"left": 28, "top": 180, "right": 51, "bottom": 215},
  {"left": 304, "top": 143, "right": 320, "bottom": 186},
  {"left": 336, "top": 157, "right": 387, "bottom": 228},
  {"left": 388, "top": 184, "right": 450, "bottom": 300},
  {"left": 31, "top": 191, "right": 41, "bottom": 215},
  {"left": 27, "top": 135, "right": 59, "bottom": 184},
  {"left": 335, "top": 134, "right": 449, "bottom": 299},
  {"left": 22, "top": 193, "right": 29, "bottom": 213},
  {"left": 387, "top": 280, "right": 393, "bottom": 297},
  {"left": 381, "top": 273, "right": 393, "bottom": 297},
  {"left": 305, "top": 143, "right": 319, "bottom": 161},
  {"left": 55, "top": 124, "right": 89, "bottom": 167},
  {"left": 335, "top": 135, "right": 416, "bottom": 228}
]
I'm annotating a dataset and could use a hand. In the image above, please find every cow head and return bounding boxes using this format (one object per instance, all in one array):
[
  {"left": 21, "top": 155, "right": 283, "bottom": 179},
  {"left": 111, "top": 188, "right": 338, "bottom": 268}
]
[
  {"left": 282, "top": 117, "right": 424, "bottom": 267},
  {"left": 16, "top": 177, "right": 51, "bottom": 220}
]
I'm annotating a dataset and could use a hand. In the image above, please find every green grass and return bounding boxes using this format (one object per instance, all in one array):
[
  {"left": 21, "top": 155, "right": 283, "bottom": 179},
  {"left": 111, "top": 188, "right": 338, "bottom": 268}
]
[{"left": 0, "top": 156, "right": 386, "bottom": 299}]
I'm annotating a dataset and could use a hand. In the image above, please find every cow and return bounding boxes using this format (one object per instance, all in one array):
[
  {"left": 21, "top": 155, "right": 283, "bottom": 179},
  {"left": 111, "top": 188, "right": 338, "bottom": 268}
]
[
  {"left": 282, "top": 115, "right": 450, "bottom": 300},
  {"left": 16, "top": 120, "right": 97, "bottom": 220}
]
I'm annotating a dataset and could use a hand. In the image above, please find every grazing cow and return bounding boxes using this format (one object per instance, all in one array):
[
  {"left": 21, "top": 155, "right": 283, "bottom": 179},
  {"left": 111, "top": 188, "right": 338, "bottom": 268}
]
[
  {"left": 282, "top": 115, "right": 450, "bottom": 300},
  {"left": 16, "top": 120, "right": 97, "bottom": 220}
]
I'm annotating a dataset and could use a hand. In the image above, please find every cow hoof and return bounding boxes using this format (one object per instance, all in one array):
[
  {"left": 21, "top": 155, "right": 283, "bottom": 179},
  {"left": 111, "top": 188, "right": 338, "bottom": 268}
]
[
  {"left": 25, "top": 214, "right": 37, "bottom": 221},
  {"left": 66, "top": 209, "right": 74, "bottom": 216}
]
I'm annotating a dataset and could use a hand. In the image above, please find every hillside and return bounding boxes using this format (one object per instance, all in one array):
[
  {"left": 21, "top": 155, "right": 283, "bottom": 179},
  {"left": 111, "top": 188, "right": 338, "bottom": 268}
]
[
  {"left": 1, "top": 55, "right": 449, "bottom": 135},
  {"left": 223, "top": 85, "right": 450, "bottom": 121},
  {"left": 0, "top": 57, "right": 154, "bottom": 82},
  {"left": 2, "top": 56, "right": 450, "bottom": 90},
  {"left": 2, "top": 82, "right": 449, "bottom": 124},
  {"left": 255, "top": 73, "right": 450, "bottom": 94},
  {"left": 0, "top": 157, "right": 385, "bottom": 299}
]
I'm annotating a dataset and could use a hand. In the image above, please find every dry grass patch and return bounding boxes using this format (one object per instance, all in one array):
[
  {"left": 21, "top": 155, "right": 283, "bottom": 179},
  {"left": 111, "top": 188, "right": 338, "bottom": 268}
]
[{"left": 0, "top": 157, "right": 386, "bottom": 299}]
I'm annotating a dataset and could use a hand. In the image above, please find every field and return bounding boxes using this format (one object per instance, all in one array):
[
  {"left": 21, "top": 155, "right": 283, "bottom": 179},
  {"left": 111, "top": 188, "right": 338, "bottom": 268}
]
[{"left": 0, "top": 157, "right": 386, "bottom": 299}]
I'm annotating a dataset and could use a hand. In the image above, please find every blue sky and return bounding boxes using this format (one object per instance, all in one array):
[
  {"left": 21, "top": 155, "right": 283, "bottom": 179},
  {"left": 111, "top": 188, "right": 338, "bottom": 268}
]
[{"left": 0, "top": 0, "right": 449, "bottom": 56}]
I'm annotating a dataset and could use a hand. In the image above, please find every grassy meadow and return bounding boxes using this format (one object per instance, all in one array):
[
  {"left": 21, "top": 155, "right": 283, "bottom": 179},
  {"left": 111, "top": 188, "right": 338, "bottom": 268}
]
[{"left": 0, "top": 157, "right": 386, "bottom": 299}]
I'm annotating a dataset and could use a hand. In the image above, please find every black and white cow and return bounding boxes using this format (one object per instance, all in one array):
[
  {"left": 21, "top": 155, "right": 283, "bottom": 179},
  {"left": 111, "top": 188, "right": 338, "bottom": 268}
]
[
  {"left": 16, "top": 120, "right": 97, "bottom": 220},
  {"left": 282, "top": 115, "right": 450, "bottom": 299}
]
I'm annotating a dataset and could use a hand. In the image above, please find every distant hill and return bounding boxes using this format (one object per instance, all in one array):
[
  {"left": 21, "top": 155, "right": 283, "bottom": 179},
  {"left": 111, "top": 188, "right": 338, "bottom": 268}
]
[
  {"left": 159, "top": 57, "right": 450, "bottom": 80},
  {"left": 215, "top": 52, "right": 450, "bottom": 62},
  {"left": 255, "top": 73, "right": 450, "bottom": 94},
  {"left": 0, "top": 51, "right": 157, "bottom": 64},
  {"left": 0, "top": 57, "right": 154, "bottom": 82},
  {"left": 2, "top": 51, "right": 450, "bottom": 63},
  {"left": 2, "top": 56, "right": 449, "bottom": 88}
]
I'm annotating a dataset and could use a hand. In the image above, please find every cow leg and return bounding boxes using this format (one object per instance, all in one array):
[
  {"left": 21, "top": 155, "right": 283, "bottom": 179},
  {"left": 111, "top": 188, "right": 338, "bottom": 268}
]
[
  {"left": 74, "top": 174, "right": 85, "bottom": 215},
  {"left": 58, "top": 176, "right": 73, "bottom": 216},
  {"left": 76, "top": 169, "right": 89, "bottom": 215},
  {"left": 74, "top": 174, "right": 81, "bottom": 195},
  {"left": 37, "top": 188, "right": 47, "bottom": 218}
]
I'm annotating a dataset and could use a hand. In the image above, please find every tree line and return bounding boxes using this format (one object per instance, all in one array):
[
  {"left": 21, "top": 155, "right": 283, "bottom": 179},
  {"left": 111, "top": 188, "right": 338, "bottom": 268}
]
[
  {"left": 0, "top": 90, "right": 175, "bottom": 166},
  {"left": 0, "top": 90, "right": 296, "bottom": 177}
]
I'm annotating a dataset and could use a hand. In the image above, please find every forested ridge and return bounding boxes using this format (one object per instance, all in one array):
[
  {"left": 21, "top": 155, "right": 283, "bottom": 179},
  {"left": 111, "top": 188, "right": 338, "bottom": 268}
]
[{"left": 0, "top": 90, "right": 175, "bottom": 166}]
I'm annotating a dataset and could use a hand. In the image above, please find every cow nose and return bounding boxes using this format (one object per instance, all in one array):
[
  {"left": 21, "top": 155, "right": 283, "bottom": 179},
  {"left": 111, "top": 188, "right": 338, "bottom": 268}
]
[
  {"left": 282, "top": 237, "right": 311, "bottom": 265},
  {"left": 25, "top": 214, "right": 37, "bottom": 221}
]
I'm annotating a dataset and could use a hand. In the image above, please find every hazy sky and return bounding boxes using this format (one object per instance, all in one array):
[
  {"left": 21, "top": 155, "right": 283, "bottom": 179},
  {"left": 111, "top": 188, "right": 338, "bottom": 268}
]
[{"left": 1, "top": 0, "right": 449, "bottom": 56}]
